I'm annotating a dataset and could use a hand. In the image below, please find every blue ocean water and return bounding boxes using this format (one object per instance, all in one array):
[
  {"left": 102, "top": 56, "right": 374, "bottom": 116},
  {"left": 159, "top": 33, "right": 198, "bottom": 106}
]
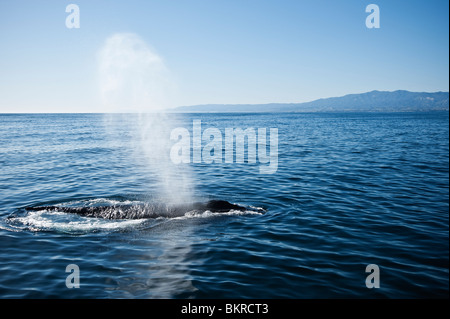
[{"left": 0, "top": 112, "right": 448, "bottom": 298}]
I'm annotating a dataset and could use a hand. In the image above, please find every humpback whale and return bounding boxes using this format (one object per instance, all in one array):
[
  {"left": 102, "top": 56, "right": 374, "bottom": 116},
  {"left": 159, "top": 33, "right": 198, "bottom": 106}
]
[{"left": 25, "top": 200, "right": 261, "bottom": 220}]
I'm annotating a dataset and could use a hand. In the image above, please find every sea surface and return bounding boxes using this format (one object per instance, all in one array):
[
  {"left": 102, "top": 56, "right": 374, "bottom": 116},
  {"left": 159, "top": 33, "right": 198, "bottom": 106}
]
[{"left": 0, "top": 112, "right": 448, "bottom": 298}]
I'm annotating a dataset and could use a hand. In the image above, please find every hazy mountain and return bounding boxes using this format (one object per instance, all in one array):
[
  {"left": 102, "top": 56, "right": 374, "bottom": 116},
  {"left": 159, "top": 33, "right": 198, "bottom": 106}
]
[{"left": 171, "top": 90, "right": 449, "bottom": 113}]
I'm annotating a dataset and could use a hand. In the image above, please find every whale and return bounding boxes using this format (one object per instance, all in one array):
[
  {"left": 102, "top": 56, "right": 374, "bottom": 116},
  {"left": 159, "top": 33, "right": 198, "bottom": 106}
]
[{"left": 25, "top": 200, "right": 261, "bottom": 219}]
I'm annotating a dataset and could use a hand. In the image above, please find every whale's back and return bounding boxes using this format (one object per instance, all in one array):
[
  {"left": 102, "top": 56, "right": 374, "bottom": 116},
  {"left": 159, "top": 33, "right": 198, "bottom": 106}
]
[{"left": 25, "top": 200, "right": 257, "bottom": 219}]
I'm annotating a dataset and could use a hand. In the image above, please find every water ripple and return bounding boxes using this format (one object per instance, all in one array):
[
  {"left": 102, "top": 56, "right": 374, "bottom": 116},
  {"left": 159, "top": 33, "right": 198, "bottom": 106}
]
[{"left": 0, "top": 113, "right": 448, "bottom": 298}]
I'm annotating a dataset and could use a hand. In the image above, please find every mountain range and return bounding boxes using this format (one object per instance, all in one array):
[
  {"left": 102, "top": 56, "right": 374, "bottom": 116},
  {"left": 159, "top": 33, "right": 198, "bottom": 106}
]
[{"left": 171, "top": 90, "right": 449, "bottom": 113}]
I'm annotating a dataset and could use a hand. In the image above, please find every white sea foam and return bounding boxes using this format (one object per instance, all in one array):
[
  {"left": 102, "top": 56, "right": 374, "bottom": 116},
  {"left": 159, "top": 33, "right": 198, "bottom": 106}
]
[
  {"left": 7, "top": 210, "right": 147, "bottom": 234},
  {"left": 176, "top": 209, "right": 264, "bottom": 219}
]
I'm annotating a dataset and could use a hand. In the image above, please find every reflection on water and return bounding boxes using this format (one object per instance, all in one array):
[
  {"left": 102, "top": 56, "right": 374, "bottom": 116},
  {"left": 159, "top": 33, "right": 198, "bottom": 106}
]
[{"left": 108, "top": 220, "right": 199, "bottom": 298}]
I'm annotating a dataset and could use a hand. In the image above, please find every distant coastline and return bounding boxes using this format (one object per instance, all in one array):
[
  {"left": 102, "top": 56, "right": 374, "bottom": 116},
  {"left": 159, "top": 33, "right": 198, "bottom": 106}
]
[{"left": 170, "top": 90, "right": 449, "bottom": 113}]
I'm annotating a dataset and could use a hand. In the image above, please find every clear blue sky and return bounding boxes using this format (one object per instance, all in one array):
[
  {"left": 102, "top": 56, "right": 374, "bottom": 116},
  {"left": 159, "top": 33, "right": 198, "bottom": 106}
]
[{"left": 0, "top": 0, "right": 448, "bottom": 112}]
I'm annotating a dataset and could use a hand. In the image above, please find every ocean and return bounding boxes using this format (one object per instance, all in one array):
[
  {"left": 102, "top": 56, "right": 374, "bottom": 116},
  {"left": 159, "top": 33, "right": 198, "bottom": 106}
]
[{"left": 0, "top": 112, "right": 448, "bottom": 298}]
